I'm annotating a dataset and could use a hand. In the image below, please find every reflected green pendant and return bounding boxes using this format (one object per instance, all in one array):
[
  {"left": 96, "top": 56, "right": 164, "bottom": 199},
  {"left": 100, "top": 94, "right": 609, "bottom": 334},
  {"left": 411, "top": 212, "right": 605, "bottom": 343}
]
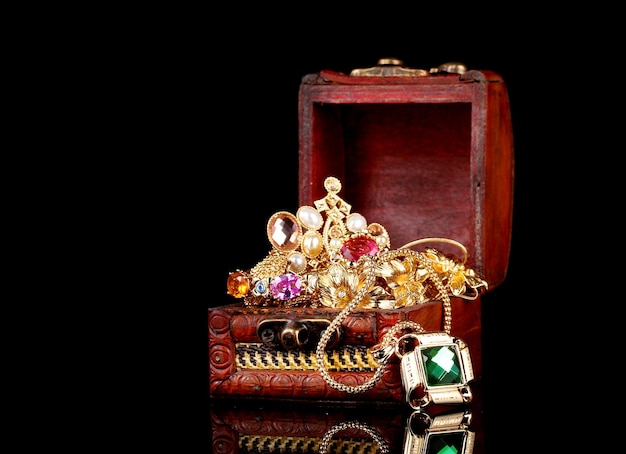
[{"left": 427, "top": 433, "right": 465, "bottom": 454}]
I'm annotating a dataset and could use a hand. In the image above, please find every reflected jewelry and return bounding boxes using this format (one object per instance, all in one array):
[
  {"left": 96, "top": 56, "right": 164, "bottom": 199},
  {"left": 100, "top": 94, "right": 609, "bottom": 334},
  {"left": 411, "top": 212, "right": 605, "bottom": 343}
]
[
  {"left": 320, "top": 420, "right": 389, "bottom": 454},
  {"left": 404, "top": 409, "right": 474, "bottom": 454},
  {"left": 226, "top": 176, "right": 488, "bottom": 309}
]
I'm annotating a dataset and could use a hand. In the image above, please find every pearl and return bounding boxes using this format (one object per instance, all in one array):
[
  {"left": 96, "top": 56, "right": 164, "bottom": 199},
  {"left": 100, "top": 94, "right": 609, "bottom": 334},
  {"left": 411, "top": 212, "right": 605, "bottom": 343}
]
[
  {"left": 297, "top": 206, "right": 324, "bottom": 230},
  {"left": 376, "top": 236, "right": 388, "bottom": 248},
  {"left": 287, "top": 252, "right": 307, "bottom": 273},
  {"left": 329, "top": 238, "right": 343, "bottom": 250},
  {"left": 346, "top": 213, "right": 367, "bottom": 232},
  {"left": 302, "top": 231, "right": 323, "bottom": 257}
]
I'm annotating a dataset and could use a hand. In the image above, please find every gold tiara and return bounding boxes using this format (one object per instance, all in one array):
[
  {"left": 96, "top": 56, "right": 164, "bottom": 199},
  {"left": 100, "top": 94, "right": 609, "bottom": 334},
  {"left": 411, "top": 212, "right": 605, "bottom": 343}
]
[{"left": 226, "top": 176, "right": 487, "bottom": 309}]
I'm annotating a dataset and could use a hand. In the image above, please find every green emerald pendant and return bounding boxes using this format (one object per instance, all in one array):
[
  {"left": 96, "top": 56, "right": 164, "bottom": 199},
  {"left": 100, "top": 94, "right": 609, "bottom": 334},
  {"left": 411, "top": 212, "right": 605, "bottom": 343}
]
[{"left": 421, "top": 345, "right": 462, "bottom": 386}]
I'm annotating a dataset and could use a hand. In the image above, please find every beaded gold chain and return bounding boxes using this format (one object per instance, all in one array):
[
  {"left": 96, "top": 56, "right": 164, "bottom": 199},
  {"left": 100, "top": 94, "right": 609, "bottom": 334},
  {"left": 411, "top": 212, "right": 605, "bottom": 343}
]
[
  {"left": 315, "top": 247, "right": 452, "bottom": 394},
  {"left": 320, "top": 419, "right": 389, "bottom": 454}
]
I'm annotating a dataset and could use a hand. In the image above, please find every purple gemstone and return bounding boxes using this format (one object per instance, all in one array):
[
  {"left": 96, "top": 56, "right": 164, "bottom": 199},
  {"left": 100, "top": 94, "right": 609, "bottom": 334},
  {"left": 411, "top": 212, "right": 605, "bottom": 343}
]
[
  {"left": 341, "top": 236, "right": 379, "bottom": 261},
  {"left": 270, "top": 274, "right": 303, "bottom": 300}
]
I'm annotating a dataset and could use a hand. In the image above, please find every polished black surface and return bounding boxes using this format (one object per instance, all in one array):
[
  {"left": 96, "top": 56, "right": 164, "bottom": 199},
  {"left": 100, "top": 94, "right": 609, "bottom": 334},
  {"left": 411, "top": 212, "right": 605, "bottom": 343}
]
[{"left": 209, "top": 381, "right": 488, "bottom": 453}]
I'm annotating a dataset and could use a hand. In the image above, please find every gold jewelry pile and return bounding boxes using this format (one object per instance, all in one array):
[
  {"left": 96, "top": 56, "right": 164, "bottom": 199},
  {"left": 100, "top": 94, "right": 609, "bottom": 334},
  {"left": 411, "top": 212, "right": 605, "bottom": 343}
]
[{"left": 226, "top": 176, "right": 487, "bottom": 309}]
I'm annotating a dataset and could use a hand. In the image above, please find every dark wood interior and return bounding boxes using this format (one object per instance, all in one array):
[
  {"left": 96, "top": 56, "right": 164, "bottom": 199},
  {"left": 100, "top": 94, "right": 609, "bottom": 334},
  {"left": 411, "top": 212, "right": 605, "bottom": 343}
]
[{"left": 299, "top": 72, "right": 513, "bottom": 288}]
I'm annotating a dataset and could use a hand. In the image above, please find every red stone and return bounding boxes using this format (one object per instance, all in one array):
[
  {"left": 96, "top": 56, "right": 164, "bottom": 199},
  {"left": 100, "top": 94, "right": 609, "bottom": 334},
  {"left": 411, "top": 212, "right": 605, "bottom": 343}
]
[{"left": 341, "top": 236, "right": 379, "bottom": 261}]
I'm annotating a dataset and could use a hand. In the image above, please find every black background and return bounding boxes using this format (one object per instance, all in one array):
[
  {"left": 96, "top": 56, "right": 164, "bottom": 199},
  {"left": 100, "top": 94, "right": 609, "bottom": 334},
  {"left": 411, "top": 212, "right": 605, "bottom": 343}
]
[
  {"left": 122, "top": 16, "right": 600, "bottom": 452},
  {"left": 20, "top": 7, "right": 615, "bottom": 451}
]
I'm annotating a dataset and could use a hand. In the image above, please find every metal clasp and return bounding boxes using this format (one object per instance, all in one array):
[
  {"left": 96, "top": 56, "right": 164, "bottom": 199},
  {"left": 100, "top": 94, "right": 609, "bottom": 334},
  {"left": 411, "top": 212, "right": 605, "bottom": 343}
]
[
  {"left": 350, "top": 58, "right": 429, "bottom": 77},
  {"left": 257, "top": 318, "right": 341, "bottom": 350},
  {"left": 429, "top": 61, "right": 468, "bottom": 74},
  {"left": 400, "top": 350, "right": 432, "bottom": 410},
  {"left": 350, "top": 59, "right": 468, "bottom": 77}
]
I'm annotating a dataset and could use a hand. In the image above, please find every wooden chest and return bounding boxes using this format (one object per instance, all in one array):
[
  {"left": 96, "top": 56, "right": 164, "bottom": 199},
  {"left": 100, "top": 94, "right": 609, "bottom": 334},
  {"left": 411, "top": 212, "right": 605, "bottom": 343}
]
[{"left": 209, "top": 59, "right": 514, "bottom": 405}]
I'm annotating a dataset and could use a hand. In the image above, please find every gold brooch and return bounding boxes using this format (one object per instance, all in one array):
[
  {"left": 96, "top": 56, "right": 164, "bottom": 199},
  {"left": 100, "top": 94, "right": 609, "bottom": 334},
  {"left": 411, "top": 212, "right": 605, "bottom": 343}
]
[{"left": 226, "top": 176, "right": 487, "bottom": 309}]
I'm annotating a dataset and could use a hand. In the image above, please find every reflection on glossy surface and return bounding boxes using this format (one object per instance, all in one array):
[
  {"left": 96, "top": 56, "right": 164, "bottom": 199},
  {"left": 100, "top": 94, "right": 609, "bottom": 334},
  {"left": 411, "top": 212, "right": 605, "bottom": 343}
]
[
  {"left": 404, "top": 408, "right": 473, "bottom": 454},
  {"left": 210, "top": 382, "right": 488, "bottom": 453}
]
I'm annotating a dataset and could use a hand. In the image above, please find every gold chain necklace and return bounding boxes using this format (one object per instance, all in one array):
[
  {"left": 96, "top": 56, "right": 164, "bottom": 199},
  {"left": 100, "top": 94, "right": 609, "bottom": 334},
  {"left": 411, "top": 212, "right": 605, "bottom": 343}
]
[{"left": 315, "top": 245, "right": 452, "bottom": 394}]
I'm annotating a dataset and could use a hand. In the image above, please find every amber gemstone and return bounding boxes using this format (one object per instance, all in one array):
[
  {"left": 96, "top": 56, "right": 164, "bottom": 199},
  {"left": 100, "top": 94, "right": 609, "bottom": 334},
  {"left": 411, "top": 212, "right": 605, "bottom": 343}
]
[
  {"left": 368, "top": 223, "right": 383, "bottom": 236},
  {"left": 227, "top": 271, "right": 249, "bottom": 298}
]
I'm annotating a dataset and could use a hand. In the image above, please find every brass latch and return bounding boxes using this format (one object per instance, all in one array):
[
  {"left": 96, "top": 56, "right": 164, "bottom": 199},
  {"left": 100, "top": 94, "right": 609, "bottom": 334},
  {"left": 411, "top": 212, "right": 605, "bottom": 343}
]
[
  {"left": 350, "top": 58, "right": 467, "bottom": 77},
  {"left": 429, "top": 61, "right": 467, "bottom": 74},
  {"left": 257, "top": 318, "right": 342, "bottom": 350}
]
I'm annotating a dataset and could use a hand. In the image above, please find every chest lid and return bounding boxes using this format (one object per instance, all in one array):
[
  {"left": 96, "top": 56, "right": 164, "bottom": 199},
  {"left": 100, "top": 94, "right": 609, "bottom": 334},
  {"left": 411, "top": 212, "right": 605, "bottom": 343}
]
[{"left": 298, "top": 59, "right": 514, "bottom": 289}]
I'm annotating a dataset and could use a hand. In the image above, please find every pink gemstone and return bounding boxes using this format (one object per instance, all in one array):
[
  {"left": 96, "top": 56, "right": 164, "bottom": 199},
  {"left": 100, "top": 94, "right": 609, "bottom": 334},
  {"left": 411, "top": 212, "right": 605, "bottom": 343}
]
[
  {"left": 341, "top": 236, "right": 379, "bottom": 261},
  {"left": 270, "top": 274, "right": 303, "bottom": 300},
  {"left": 268, "top": 212, "right": 300, "bottom": 251}
]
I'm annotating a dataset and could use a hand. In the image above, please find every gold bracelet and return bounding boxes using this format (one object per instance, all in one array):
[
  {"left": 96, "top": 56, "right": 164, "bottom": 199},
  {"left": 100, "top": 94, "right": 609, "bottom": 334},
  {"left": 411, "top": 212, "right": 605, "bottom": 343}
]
[{"left": 226, "top": 176, "right": 487, "bottom": 309}]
